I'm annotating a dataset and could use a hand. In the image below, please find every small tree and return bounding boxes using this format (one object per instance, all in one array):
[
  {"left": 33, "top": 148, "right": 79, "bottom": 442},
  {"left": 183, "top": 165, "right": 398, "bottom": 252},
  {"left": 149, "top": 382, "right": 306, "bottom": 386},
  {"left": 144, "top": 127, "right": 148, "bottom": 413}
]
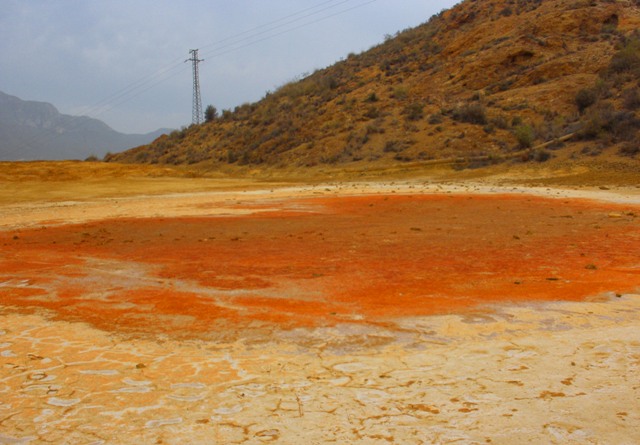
[
  {"left": 514, "top": 124, "right": 534, "bottom": 148},
  {"left": 204, "top": 105, "right": 218, "bottom": 122},
  {"left": 452, "top": 103, "right": 487, "bottom": 125},
  {"left": 575, "top": 88, "right": 596, "bottom": 113}
]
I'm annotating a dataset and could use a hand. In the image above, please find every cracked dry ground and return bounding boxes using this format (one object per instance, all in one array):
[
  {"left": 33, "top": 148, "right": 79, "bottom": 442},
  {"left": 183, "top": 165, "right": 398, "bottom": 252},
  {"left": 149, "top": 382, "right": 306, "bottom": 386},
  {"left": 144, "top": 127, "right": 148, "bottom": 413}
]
[{"left": 1, "top": 192, "right": 640, "bottom": 444}]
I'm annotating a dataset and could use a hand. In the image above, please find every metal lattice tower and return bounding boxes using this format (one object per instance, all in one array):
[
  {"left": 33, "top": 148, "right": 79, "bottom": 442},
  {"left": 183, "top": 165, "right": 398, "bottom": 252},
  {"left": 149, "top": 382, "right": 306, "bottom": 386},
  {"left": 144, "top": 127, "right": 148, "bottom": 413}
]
[{"left": 186, "top": 49, "right": 204, "bottom": 125}]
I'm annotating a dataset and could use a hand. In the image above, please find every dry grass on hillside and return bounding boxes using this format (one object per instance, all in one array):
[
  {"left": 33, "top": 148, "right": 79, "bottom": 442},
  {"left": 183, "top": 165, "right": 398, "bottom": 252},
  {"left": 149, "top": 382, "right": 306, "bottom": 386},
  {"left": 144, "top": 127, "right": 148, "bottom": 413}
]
[{"left": 107, "top": 0, "right": 640, "bottom": 172}]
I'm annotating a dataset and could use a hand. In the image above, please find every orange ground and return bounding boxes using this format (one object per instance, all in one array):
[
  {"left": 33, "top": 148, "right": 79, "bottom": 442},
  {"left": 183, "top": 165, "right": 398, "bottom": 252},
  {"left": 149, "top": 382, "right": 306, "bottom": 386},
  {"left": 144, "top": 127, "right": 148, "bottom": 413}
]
[{"left": 1, "top": 193, "right": 639, "bottom": 339}]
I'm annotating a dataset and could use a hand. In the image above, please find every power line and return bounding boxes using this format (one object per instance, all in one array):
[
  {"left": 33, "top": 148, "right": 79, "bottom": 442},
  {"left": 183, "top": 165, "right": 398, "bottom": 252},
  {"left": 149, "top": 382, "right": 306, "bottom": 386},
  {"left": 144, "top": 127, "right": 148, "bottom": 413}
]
[
  {"left": 82, "top": 0, "right": 364, "bottom": 124},
  {"left": 201, "top": 0, "right": 378, "bottom": 61},
  {"left": 200, "top": 0, "right": 356, "bottom": 54},
  {"left": 89, "top": 0, "right": 378, "bottom": 122},
  {"left": 2, "top": 0, "right": 380, "bottom": 160},
  {"left": 75, "top": 61, "right": 186, "bottom": 119}
]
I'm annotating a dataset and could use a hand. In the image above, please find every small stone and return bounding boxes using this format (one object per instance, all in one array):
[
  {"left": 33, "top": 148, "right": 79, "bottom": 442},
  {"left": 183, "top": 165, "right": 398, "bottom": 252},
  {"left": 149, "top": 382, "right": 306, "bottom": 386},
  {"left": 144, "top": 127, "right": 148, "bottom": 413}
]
[
  {"left": 256, "top": 429, "right": 280, "bottom": 441},
  {"left": 135, "top": 363, "right": 146, "bottom": 369},
  {"left": 585, "top": 264, "right": 597, "bottom": 270},
  {"left": 47, "top": 397, "right": 80, "bottom": 407},
  {"left": 29, "top": 372, "right": 47, "bottom": 381}
]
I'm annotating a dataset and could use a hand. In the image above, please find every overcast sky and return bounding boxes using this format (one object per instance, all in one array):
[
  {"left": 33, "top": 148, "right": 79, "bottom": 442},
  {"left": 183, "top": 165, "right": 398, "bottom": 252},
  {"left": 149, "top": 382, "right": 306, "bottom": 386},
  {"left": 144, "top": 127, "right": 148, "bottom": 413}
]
[{"left": 1, "top": 0, "right": 459, "bottom": 134}]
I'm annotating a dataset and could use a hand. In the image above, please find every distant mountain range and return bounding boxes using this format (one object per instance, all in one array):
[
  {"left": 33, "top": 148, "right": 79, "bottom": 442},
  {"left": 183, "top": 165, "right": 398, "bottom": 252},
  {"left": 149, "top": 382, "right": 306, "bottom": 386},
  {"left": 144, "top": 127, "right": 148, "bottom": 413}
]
[{"left": 0, "top": 91, "right": 171, "bottom": 161}]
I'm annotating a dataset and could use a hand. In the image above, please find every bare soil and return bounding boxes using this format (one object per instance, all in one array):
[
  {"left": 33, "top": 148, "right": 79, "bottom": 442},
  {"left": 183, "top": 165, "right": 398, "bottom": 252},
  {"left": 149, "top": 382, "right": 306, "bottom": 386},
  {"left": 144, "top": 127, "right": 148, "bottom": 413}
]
[
  {"left": 2, "top": 192, "right": 639, "bottom": 340},
  {"left": 1, "top": 161, "right": 639, "bottom": 444}
]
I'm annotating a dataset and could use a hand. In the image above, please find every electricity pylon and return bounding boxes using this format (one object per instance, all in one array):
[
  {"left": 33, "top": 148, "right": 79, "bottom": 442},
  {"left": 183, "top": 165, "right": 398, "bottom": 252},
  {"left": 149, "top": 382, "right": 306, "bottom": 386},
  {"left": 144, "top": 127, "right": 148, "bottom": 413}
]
[{"left": 186, "top": 49, "right": 204, "bottom": 125}]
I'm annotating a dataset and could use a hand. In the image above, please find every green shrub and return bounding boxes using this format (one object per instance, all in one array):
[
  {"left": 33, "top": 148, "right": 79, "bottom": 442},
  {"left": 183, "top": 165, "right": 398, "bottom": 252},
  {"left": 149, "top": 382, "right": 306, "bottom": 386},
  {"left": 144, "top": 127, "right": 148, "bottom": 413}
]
[
  {"left": 491, "top": 115, "right": 510, "bottom": 129},
  {"left": 612, "top": 111, "right": 640, "bottom": 141},
  {"left": 364, "top": 92, "right": 379, "bottom": 103},
  {"left": 500, "top": 7, "right": 513, "bottom": 17},
  {"left": 579, "top": 101, "right": 640, "bottom": 141},
  {"left": 403, "top": 102, "right": 424, "bottom": 121},
  {"left": 204, "top": 105, "right": 218, "bottom": 122},
  {"left": 383, "top": 140, "right": 409, "bottom": 153},
  {"left": 514, "top": 124, "right": 534, "bottom": 148},
  {"left": 428, "top": 113, "right": 443, "bottom": 125},
  {"left": 365, "top": 120, "right": 386, "bottom": 135},
  {"left": 580, "top": 102, "right": 613, "bottom": 139},
  {"left": 170, "top": 127, "right": 189, "bottom": 140},
  {"left": 364, "top": 106, "right": 380, "bottom": 119},
  {"left": 608, "top": 38, "right": 640, "bottom": 75},
  {"left": 575, "top": 88, "right": 597, "bottom": 113},
  {"left": 392, "top": 85, "right": 408, "bottom": 100},
  {"left": 452, "top": 103, "right": 487, "bottom": 125}
]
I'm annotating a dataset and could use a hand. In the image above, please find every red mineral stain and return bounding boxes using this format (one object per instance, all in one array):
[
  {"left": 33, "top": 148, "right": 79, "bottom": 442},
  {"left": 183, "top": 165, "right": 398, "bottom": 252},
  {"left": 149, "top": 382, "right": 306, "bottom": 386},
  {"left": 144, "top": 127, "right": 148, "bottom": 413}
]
[{"left": 1, "top": 194, "right": 639, "bottom": 338}]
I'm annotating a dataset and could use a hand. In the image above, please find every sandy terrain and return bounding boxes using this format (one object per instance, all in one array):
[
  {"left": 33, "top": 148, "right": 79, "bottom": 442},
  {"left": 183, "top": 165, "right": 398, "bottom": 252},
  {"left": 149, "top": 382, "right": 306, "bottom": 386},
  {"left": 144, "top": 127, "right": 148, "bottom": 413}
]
[{"left": 1, "top": 173, "right": 639, "bottom": 444}]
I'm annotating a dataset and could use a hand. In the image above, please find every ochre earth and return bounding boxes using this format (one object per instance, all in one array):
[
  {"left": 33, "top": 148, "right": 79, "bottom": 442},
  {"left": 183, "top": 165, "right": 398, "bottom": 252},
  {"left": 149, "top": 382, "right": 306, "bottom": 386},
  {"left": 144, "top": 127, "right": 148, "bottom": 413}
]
[
  {"left": 2, "top": 193, "right": 638, "bottom": 339},
  {"left": 2, "top": 179, "right": 640, "bottom": 444}
]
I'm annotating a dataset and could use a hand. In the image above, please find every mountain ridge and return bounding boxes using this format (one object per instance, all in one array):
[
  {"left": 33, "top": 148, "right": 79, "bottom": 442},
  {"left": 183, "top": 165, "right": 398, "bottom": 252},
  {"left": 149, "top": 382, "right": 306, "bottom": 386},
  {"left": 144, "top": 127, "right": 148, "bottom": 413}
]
[
  {"left": 0, "top": 91, "right": 170, "bottom": 161},
  {"left": 108, "top": 0, "right": 640, "bottom": 170}
]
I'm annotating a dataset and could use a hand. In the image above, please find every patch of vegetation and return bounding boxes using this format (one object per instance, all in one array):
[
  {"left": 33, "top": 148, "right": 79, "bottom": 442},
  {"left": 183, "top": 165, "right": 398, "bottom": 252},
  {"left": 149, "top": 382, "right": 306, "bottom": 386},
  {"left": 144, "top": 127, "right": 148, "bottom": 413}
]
[
  {"left": 364, "top": 92, "right": 379, "bottom": 103},
  {"left": 365, "top": 119, "right": 386, "bottom": 135},
  {"left": 533, "top": 149, "right": 551, "bottom": 162},
  {"left": 383, "top": 140, "right": 411, "bottom": 153},
  {"left": 575, "top": 88, "right": 597, "bottom": 113},
  {"left": 204, "top": 105, "right": 218, "bottom": 122},
  {"left": 569, "top": 37, "right": 640, "bottom": 157},
  {"left": 514, "top": 124, "right": 535, "bottom": 148},
  {"left": 579, "top": 102, "right": 640, "bottom": 142},
  {"left": 607, "top": 37, "right": 640, "bottom": 76},
  {"left": 619, "top": 141, "right": 640, "bottom": 157},
  {"left": 452, "top": 103, "right": 487, "bottom": 125},
  {"left": 490, "top": 115, "right": 510, "bottom": 130},
  {"left": 363, "top": 106, "right": 380, "bottom": 119},
  {"left": 581, "top": 145, "right": 602, "bottom": 157},
  {"left": 403, "top": 102, "right": 424, "bottom": 121},
  {"left": 391, "top": 85, "right": 409, "bottom": 100},
  {"left": 106, "top": 1, "right": 640, "bottom": 168},
  {"left": 622, "top": 87, "right": 640, "bottom": 110},
  {"left": 428, "top": 113, "right": 444, "bottom": 125}
]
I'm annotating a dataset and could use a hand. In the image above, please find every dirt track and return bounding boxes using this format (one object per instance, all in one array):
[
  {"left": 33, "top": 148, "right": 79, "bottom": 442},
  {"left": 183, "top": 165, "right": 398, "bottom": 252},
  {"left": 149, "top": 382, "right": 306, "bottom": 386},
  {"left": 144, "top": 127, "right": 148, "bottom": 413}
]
[{"left": 1, "top": 179, "right": 640, "bottom": 444}]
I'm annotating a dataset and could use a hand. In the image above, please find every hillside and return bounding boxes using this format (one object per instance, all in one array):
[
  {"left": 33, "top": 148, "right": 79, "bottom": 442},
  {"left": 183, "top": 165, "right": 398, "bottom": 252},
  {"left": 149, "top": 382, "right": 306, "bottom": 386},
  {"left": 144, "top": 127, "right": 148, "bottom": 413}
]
[
  {"left": 108, "top": 0, "right": 640, "bottom": 170},
  {"left": 0, "top": 91, "right": 170, "bottom": 161}
]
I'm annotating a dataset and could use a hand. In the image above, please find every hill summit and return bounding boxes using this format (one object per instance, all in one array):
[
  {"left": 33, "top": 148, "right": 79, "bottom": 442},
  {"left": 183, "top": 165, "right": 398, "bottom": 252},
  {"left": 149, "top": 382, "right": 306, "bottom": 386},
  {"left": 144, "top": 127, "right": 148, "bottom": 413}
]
[{"left": 108, "top": 0, "right": 640, "bottom": 169}]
